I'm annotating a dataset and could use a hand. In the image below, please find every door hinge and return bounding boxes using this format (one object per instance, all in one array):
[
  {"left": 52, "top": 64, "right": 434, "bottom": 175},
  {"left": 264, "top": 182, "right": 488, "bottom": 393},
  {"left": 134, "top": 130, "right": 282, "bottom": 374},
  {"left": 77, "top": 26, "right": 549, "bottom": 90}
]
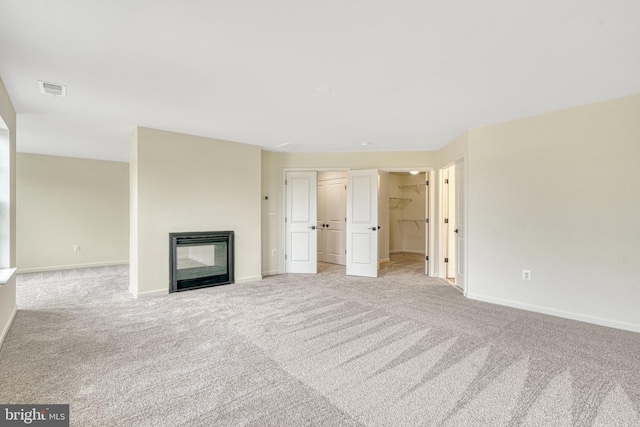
[
  {"left": 445, "top": 178, "right": 449, "bottom": 184},
  {"left": 345, "top": 185, "right": 347, "bottom": 190},
  {"left": 444, "top": 257, "right": 449, "bottom": 263},
  {"left": 285, "top": 254, "right": 287, "bottom": 260},
  {"left": 444, "top": 218, "right": 448, "bottom": 224},
  {"left": 425, "top": 180, "right": 429, "bottom": 186},
  {"left": 285, "top": 217, "right": 288, "bottom": 222},
  {"left": 285, "top": 179, "right": 287, "bottom": 185},
  {"left": 425, "top": 255, "right": 429, "bottom": 261},
  {"left": 345, "top": 249, "right": 347, "bottom": 254},
  {"left": 425, "top": 218, "right": 429, "bottom": 224}
]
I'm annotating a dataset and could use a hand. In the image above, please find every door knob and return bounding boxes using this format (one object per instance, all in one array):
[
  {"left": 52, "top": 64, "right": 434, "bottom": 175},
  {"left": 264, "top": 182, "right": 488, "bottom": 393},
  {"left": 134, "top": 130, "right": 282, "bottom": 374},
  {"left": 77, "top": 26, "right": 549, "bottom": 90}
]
[
  {"left": 309, "top": 226, "right": 316, "bottom": 230},
  {"left": 370, "top": 227, "right": 377, "bottom": 231},
  {"left": 454, "top": 229, "right": 459, "bottom": 233}
]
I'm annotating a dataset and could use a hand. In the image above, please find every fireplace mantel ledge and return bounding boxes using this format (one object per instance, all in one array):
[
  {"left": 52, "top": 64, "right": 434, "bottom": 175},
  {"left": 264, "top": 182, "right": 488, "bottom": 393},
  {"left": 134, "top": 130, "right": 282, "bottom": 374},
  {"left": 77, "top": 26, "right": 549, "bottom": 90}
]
[{"left": 0, "top": 268, "right": 17, "bottom": 286}]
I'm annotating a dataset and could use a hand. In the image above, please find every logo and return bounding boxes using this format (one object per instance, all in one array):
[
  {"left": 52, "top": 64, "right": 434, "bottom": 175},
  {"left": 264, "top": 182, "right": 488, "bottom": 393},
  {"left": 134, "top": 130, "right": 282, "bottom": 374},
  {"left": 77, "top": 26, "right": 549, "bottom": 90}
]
[{"left": 0, "top": 405, "right": 69, "bottom": 426}]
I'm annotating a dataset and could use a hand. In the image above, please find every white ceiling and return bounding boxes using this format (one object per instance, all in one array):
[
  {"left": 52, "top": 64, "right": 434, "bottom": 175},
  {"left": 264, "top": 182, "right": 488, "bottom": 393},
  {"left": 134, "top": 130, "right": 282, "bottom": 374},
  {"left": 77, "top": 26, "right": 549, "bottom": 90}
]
[{"left": 1, "top": 0, "right": 639, "bottom": 162}]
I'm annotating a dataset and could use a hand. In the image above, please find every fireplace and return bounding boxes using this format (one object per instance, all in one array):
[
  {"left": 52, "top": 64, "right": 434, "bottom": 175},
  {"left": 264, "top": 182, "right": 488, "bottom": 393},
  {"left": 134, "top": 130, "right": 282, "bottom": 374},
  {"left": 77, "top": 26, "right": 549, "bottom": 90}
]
[{"left": 169, "top": 231, "right": 234, "bottom": 292}]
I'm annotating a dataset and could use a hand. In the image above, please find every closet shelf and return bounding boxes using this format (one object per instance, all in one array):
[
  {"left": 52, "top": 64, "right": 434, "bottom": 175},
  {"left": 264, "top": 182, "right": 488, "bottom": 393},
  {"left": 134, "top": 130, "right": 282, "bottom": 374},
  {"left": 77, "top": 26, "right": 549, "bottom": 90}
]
[
  {"left": 398, "top": 184, "right": 425, "bottom": 195},
  {"left": 389, "top": 197, "right": 412, "bottom": 209}
]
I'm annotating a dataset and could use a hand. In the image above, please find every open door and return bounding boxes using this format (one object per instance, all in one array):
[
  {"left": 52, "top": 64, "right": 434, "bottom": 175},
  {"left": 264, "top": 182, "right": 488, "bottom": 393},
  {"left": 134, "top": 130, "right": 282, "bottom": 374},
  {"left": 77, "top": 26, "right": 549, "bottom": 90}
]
[
  {"left": 346, "top": 169, "right": 378, "bottom": 277},
  {"left": 455, "top": 160, "right": 466, "bottom": 291},
  {"left": 285, "top": 171, "right": 318, "bottom": 273}
]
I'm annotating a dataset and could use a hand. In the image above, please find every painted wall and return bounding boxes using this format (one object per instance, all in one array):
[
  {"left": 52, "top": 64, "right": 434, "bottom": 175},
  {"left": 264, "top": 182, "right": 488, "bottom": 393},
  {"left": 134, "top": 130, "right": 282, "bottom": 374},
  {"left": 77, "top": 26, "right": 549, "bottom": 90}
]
[
  {"left": 16, "top": 153, "right": 129, "bottom": 272},
  {"left": 0, "top": 76, "right": 16, "bottom": 349},
  {"left": 130, "top": 127, "right": 262, "bottom": 297},
  {"left": 466, "top": 94, "right": 640, "bottom": 331},
  {"left": 261, "top": 150, "right": 436, "bottom": 275}
]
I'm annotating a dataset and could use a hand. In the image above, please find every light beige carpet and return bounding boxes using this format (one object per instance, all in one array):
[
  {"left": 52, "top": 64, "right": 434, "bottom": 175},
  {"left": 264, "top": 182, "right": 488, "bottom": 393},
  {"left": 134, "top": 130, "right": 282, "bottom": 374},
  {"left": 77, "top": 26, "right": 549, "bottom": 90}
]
[{"left": 1, "top": 255, "right": 639, "bottom": 426}]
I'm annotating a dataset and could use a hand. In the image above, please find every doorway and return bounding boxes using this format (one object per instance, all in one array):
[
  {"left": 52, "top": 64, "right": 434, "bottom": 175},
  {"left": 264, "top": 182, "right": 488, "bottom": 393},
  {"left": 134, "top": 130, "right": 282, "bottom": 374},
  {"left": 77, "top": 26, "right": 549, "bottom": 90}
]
[
  {"left": 379, "top": 171, "right": 429, "bottom": 274},
  {"left": 285, "top": 168, "right": 433, "bottom": 277},
  {"left": 317, "top": 171, "right": 347, "bottom": 266}
]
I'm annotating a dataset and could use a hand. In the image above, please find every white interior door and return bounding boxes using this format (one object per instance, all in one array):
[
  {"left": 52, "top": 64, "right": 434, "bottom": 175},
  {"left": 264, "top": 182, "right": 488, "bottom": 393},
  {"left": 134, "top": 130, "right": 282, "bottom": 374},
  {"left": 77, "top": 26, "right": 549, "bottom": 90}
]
[
  {"left": 317, "top": 180, "right": 326, "bottom": 262},
  {"left": 455, "top": 160, "right": 466, "bottom": 291},
  {"left": 346, "top": 169, "right": 378, "bottom": 277},
  {"left": 326, "top": 177, "right": 346, "bottom": 265},
  {"left": 425, "top": 176, "right": 430, "bottom": 275},
  {"left": 285, "top": 171, "right": 318, "bottom": 274},
  {"left": 447, "top": 166, "right": 457, "bottom": 279}
]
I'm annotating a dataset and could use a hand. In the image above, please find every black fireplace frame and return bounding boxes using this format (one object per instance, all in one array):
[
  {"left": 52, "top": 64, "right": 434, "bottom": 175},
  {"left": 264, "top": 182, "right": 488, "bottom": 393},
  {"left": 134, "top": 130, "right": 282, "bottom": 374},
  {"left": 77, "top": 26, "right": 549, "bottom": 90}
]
[{"left": 169, "top": 231, "right": 234, "bottom": 293}]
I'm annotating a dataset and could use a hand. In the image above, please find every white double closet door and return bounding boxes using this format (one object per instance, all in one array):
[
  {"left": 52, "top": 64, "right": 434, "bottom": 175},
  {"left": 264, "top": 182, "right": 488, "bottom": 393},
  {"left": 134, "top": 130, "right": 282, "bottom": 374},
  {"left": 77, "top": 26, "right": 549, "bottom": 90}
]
[
  {"left": 285, "top": 170, "right": 379, "bottom": 278},
  {"left": 317, "top": 175, "right": 346, "bottom": 265}
]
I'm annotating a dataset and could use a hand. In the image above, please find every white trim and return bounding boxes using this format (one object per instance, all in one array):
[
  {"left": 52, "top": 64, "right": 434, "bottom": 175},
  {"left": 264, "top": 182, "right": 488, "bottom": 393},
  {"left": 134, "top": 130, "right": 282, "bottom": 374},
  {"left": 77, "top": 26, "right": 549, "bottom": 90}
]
[
  {"left": 0, "top": 305, "right": 17, "bottom": 351},
  {"left": 427, "top": 170, "right": 435, "bottom": 276},
  {"left": 467, "top": 292, "right": 640, "bottom": 334},
  {"left": 390, "top": 249, "right": 425, "bottom": 255},
  {"left": 131, "top": 275, "right": 263, "bottom": 298},
  {"left": 0, "top": 268, "right": 17, "bottom": 286},
  {"left": 235, "top": 275, "right": 262, "bottom": 284},
  {"left": 437, "top": 165, "right": 449, "bottom": 280},
  {"left": 17, "top": 260, "right": 129, "bottom": 274},
  {"left": 262, "top": 269, "right": 283, "bottom": 276},
  {"left": 132, "top": 289, "right": 169, "bottom": 298},
  {"left": 378, "top": 167, "right": 435, "bottom": 172}
]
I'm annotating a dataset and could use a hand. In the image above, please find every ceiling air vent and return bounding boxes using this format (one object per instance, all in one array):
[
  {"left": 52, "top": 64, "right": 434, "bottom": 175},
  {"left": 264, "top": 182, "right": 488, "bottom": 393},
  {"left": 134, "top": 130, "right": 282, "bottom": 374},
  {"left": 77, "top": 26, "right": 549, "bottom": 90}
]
[{"left": 38, "top": 81, "right": 67, "bottom": 97}]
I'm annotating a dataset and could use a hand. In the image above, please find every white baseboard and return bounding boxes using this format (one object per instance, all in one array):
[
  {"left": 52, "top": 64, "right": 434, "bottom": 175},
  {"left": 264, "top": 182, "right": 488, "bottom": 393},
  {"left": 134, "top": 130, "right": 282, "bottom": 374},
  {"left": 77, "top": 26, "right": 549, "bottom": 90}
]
[
  {"left": 0, "top": 305, "right": 17, "bottom": 351},
  {"left": 18, "top": 260, "right": 129, "bottom": 274},
  {"left": 129, "top": 276, "right": 262, "bottom": 298},
  {"left": 236, "top": 276, "right": 262, "bottom": 284},
  {"left": 132, "top": 289, "right": 169, "bottom": 299},
  {"left": 261, "top": 270, "right": 282, "bottom": 277},
  {"left": 379, "top": 258, "right": 391, "bottom": 264},
  {"left": 389, "top": 250, "right": 425, "bottom": 255},
  {"left": 466, "top": 292, "right": 640, "bottom": 334}
]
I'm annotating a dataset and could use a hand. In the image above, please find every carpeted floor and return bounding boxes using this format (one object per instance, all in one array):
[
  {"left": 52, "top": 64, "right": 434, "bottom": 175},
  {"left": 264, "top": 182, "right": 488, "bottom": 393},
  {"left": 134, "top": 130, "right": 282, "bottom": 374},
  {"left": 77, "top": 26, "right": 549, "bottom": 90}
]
[{"left": 1, "top": 254, "right": 639, "bottom": 426}]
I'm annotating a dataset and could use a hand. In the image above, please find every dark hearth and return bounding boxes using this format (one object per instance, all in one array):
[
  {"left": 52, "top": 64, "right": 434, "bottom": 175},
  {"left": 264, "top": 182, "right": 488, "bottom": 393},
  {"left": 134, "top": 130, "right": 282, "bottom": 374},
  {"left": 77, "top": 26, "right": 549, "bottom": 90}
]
[{"left": 169, "top": 231, "right": 234, "bottom": 292}]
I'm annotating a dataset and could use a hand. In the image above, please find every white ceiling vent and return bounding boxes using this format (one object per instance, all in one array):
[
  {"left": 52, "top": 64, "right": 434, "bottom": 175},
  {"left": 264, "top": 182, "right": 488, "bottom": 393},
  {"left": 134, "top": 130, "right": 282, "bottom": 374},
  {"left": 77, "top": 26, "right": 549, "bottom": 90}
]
[{"left": 39, "top": 81, "right": 67, "bottom": 97}]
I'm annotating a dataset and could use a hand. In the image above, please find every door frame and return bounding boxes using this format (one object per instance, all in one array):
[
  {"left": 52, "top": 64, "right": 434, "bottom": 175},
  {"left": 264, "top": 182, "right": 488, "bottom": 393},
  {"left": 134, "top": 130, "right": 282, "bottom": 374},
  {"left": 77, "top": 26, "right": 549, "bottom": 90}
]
[
  {"left": 375, "top": 167, "right": 435, "bottom": 276},
  {"left": 283, "top": 167, "right": 434, "bottom": 276},
  {"left": 438, "top": 159, "right": 467, "bottom": 294}
]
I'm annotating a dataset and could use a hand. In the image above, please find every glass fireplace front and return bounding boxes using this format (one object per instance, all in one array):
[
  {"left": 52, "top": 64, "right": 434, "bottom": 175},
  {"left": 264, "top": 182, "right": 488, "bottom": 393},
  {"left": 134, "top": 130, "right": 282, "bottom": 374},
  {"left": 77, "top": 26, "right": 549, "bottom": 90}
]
[{"left": 169, "top": 231, "right": 234, "bottom": 292}]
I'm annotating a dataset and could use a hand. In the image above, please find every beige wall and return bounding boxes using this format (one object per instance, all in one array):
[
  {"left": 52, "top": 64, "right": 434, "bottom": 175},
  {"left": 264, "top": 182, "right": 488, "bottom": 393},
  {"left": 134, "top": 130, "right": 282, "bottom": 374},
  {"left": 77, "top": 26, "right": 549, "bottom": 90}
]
[
  {"left": 261, "top": 150, "right": 436, "bottom": 275},
  {"left": 0, "top": 76, "right": 17, "bottom": 349},
  {"left": 16, "top": 153, "right": 129, "bottom": 272},
  {"left": 466, "top": 94, "right": 640, "bottom": 331},
  {"left": 130, "top": 127, "right": 262, "bottom": 297}
]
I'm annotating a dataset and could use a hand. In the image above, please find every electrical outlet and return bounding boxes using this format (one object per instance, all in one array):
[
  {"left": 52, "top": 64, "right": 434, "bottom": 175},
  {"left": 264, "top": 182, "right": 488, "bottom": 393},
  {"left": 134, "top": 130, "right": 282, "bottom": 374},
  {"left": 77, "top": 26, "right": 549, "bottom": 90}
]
[
  {"left": 522, "top": 270, "right": 531, "bottom": 280},
  {"left": 74, "top": 245, "right": 80, "bottom": 252}
]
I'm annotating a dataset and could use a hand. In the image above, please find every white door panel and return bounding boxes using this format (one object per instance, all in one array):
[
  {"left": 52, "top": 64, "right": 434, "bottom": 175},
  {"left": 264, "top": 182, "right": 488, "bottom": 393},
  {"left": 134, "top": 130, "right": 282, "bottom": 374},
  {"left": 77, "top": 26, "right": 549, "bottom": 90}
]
[
  {"left": 286, "top": 171, "right": 317, "bottom": 274},
  {"left": 455, "top": 160, "right": 466, "bottom": 291},
  {"left": 317, "top": 181, "right": 326, "bottom": 262},
  {"left": 346, "top": 169, "right": 378, "bottom": 277},
  {"left": 326, "top": 178, "right": 346, "bottom": 265}
]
